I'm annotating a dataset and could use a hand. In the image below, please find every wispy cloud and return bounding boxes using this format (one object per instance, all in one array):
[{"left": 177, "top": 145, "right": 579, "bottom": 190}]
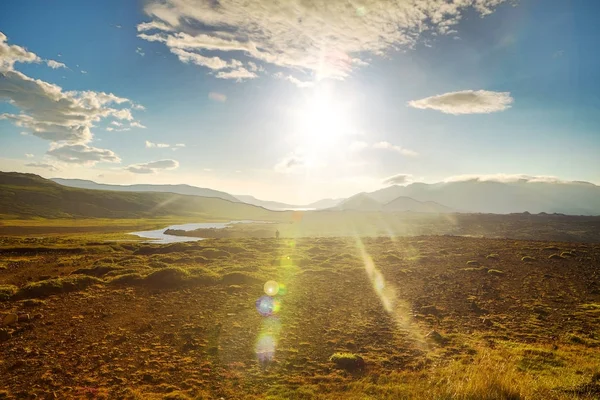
[
  {"left": 46, "top": 59, "right": 66, "bottom": 69},
  {"left": 408, "top": 90, "right": 513, "bottom": 115},
  {"left": 130, "top": 121, "right": 146, "bottom": 129},
  {"left": 373, "top": 141, "right": 418, "bottom": 157},
  {"left": 145, "top": 141, "right": 185, "bottom": 149},
  {"left": 137, "top": 0, "right": 509, "bottom": 80},
  {"left": 274, "top": 153, "right": 305, "bottom": 174},
  {"left": 125, "top": 159, "right": 179, "bottom": 174},
  {"left": 25, "top": 162, "right": 59, "bottom": 172},
  {"left": 46, "top": 143, "right": 121, "bottom": 165},
  {"left": 216, "top": 67, "right": 257, "bottom": 81},
  {"left": 383, "top": 173, "right": 412, "bottom": 186},
  {"left": 444, "top": 173, "right": 580, "bottom": 184},
  {"left": 25, "top": 153, "right": 34, "bottom": 158}
]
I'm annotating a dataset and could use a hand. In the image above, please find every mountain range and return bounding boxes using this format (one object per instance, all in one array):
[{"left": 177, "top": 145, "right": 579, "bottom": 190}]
[
  {"left": 2, "top": 173, "right": 280, "bottom": 220},
  {"left": 364, "top": 180, "right": 600, "bottom": 215},
  {"left": 32, "top": 175, "right": 600, "bottom": 216}
]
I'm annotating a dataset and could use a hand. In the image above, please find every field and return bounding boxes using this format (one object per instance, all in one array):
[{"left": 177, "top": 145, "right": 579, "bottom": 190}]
[{"left": 1, "top": 227, "right": 600, "bottom": 399}]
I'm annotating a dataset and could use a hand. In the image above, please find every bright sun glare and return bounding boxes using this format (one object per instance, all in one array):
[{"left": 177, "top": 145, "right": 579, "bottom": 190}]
[{"left": 297, "top": 90, "right": 352, "bottom": 154}]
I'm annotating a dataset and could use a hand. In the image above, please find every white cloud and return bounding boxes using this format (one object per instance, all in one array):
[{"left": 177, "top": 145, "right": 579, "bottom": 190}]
[
  {"left": 25, "top": 153, "right": 34, "bottom": 158},
  {"left": 170, "top": 48, "right": 234, "bottom": 70},
  {"left": 46, "top": 143, "right": 121, "bottom": 165},
  {"left": 216, "top": 67, "right": 257, "bottom": 81},
  {"left": 443, "top": 174, "right": 574, "bottom": 184},
  {"left": 25, "top": 162, "right": 59, "bottom": 172},
  {"left": 174, "top": 143, "right": 185, "bottom": 147},
  {"left": 373, "top": 141, "right": 418, "bottom": 157},
  {"left": 276, "top": 73, "right": 313, "bottom": 88},
  {"left": 247, "top": 61, "right": 264, "bottom": 73},
  {"left": 136, "top": 47, "right": 145, "bottom": 57},
  {"left": 0, "top": 32, "right": 40, "bottom": 70},
  {"left": 274, "top": 153, "right": 305, "bottom": 174},
  {"left": 46, "top": 59, "right": 66, "bottom": 69},
  {"left": 383, "top": 173, "right": 412, "bottom": 186},
  {"left": 137, "top": 0, "right": 508, "bottom": 80},
  {"left": 130, "top": 121, "right": 147, "bottom": 129},
  {"left": 208, "top": 92, "right": 227, "bottom": 102},
  {"left": 0, "top": 70, "right": 137, "bottom": 142},
  {"left": 125, "top": 159, "right": 179, "bottom": 174},
  {"left": 111, "top": 121, "right": 123, "bottom": 126},
  {"left": 0, "top": 34, "right": 142, "bottom": 148},
  {"left": 137, "top": 20, "right": 174, "bottom": 32},
  {"left": 145, "top": 140, "right": 175, "bottom": 148},
  {"left": 408, "top": 90, "right": 513, "bottom": 115}
]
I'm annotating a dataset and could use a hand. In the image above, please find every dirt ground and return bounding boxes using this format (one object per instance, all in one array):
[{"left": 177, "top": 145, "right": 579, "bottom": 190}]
[{"left": 1, "top": 236, "right": 599, "bottom": 399}]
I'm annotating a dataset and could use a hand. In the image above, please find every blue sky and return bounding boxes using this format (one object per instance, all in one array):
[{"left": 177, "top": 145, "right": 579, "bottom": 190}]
[{"left": 1, "top": 0, "right": 599, "bottom": 203}]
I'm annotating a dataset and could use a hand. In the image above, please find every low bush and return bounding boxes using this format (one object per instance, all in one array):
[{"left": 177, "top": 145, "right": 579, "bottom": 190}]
[{"left": 14, "top": 276, "right": 103, "bottom": 299}]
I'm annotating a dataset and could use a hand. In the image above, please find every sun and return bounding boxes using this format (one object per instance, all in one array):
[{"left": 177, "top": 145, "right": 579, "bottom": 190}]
[{"left": 296, "top": 90, "right": 352, "bottom": 153}]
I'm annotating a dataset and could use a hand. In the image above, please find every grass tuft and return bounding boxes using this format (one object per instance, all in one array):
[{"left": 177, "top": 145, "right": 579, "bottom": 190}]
[
  {"left": 14, "top": 276, "right": 103, "bottom": 299},
  {"left": 0, "top": 285, "right": 18, "bottom": 301},
  {"left": 329, "top": 352, "right": 365, "bottom": 372}
]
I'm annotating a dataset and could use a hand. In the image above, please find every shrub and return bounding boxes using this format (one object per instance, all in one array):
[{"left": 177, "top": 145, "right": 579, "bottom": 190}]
[
  {"left": 486, "top": 254, "right": 499, "bottom": 260},
  {"left": 14, "top": 276, "right": 103, "bottom": 299},
  {"left": 521, "top": 256, "right": 536, "bottom": 262},
  {"left": 466, "top": 260, "right": 480, "bottom": 266},
  {"left": 143, "top": 267, "right": 190, "bottom": 287},
  {"left": 221, "top": 272, "right": 261, "bottom": 285},
  {"left": 549, "top": 254, "right": 566, "bottom": 260},
  {"left": 0, "top": 285, "right": 18, "bottom": 301},
  {"left": 70, "top": 265, "right": 122, "bottom": 277},
  {"left": 488, "top": 269, "right": 505, "bottom": 276},
  {"left": 107, "top": 273, "right": 145, "bottom": 286},
  {"left": 329, "top": 352, "right": 365, "bottom": 372}
]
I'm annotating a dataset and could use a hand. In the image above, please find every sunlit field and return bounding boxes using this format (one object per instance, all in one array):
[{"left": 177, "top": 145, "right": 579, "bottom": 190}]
[{"left": 1, "top": 228, "right": 599, "bottom": 399}]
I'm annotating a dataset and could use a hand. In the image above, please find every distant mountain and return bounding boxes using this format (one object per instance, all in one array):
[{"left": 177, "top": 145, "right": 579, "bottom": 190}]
[
  {"left": 335, "top": 193, "right": 383, "bottom": 211},
  {"left": 235, "top": 195, "right": 344, "bottom": 210},
  {"left": 2, "top": 172, "right": 280, "bottom": 220},
  {"left": 51, "top": 178, "right": 239, "bottom": 202},
  {"left": 235, "top": 195, "right": 298, "bottom": 210},
  {"left": 305, "top": 198, "right": 344, "bottom": 209},
  {"left": 383, "top": 196, "right": 454, "bottom": 213},
  {"left": 334, "top": 192, "right": 453, "bottom": 213},
  {"left": 367, "top": 180, "right": 600, "bottom": 215}
]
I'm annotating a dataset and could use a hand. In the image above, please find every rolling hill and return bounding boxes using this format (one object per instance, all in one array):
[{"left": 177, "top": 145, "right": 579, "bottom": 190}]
[
  {"left": 51, "top": 178, "right": 239, "bottom": 202},
  {"left": 1, "top": 172, "right": 283, "bottom": 220}
]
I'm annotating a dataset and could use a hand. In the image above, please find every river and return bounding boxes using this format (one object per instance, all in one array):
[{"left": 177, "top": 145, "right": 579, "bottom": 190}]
[{"left": 130, "top": 220, "right": 266, "bottom": 243}]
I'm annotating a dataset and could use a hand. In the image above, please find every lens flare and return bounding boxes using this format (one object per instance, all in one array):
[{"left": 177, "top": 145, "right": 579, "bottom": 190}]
[
  {"left": 264, "top": 280, "right": 279, "bottom": 296},
  {"left": 277, "top": 283, "right": 288, "bottom": 296},
  {"left": 255, "top": 295, "right": 281, "bottom": 316},
  {"left": 255, "top": 316, "right": 282, "bottom": 363},
  {"left": 256, "top": 333, "right": 276, "bottom": 363}
]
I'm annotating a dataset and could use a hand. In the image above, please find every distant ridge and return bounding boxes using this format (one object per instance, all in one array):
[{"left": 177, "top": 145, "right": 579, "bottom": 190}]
[
  {"left": 51, "top": 178, "right": 239, "bottom": 202},
  {"left": 1, "top": 172, "right": 280, "bottom": 220},
  {"left": 334, "top": 192, "right": 453, "bottom": 213},
  {"left": 365, "top": 180, "right": 600, "bottom": 215}
]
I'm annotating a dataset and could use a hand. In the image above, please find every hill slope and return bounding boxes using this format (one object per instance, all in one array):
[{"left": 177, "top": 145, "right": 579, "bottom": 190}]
[
  {"left": 1, "top": 172, "right": 282, "bottom": 220},
  {"left": 51, "top": 178, "right": 239, "bottom": 202},
  {"left": 382, "top": 196, "right": 454, "bottom": 213},
  {"left": 368, "top": 180, "right": 600, "bottom": 215}
]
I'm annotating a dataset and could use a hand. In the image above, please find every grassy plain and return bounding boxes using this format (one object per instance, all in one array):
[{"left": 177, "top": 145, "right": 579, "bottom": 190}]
[{"left": 1, "top": 227, "right": 599, "bottom": 399}]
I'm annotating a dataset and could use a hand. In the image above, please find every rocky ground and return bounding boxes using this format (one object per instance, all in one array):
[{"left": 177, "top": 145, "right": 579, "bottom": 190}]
[{"left": 1, "top": 236, "right": 599, "bottom": 399}]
